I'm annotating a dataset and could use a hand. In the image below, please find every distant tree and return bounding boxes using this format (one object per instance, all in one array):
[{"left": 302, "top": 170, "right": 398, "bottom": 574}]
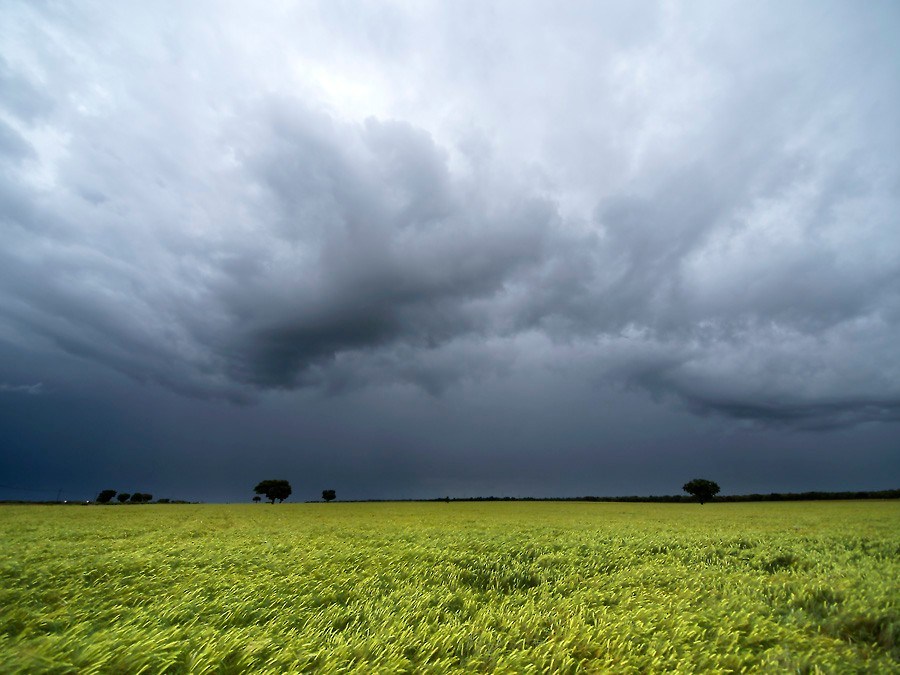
[
  {"left": 142, "top": 494, "right": 153, "bottom": 503},
  {"left": 683, "top": 478, "right": 721, "bottom": 505},
  {"left": 130, "top": 493, "right": 143, "bottom": 503},
  {"left": 117, "top": 493, "right": 131, "bottom": 503},
  {"left": 96, "top": 489, "right": 117, "bottom": 504},
  {"left": 252, "top": 495, "right": 261, "bottom": 503},
  {"left": 254, "top": 479, "right": 292, "bottom": 504},
  {"left": 322, "top": 489, "right": 336, "bottom": 502}
]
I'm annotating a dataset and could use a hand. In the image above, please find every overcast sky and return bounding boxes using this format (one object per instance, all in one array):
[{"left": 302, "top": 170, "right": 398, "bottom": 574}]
[{"left": 1, "top": 1, "right": 898, "bottom": 502}]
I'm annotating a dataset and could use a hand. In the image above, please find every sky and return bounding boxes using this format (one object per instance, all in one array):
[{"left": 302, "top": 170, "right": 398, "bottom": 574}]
[{"left": 1, "top": 1, "right": 898, "bottom": 503}]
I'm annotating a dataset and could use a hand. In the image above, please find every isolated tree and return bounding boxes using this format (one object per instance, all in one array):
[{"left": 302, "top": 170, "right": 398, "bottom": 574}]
[
  {"left": 322, "top": 489, "right": 336, "bottom": 502},
  {"left": 95, "top": 489, "right": 117, "bottom": 504},
  {"left": 254, "top": 479, "right": 292, "bottom": 504},
  {"left": 683, "top": 478, "right": 721, "bottom": 505},
  {"left": 252, "top": 495, "right": 261, "bottom": 503},
  {"left": 117, "top": 493, "right": 131, "bottom": 503}
]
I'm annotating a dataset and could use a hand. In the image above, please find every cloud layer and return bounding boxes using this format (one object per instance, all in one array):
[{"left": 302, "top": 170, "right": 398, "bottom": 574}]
[{"left": 1, "top": 1, "right": 899, "bottom": 427}]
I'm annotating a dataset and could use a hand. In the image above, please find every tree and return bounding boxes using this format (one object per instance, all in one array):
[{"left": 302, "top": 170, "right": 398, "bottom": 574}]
[
  {"left": 322, "top": 489, "right": 336, "bottom": 502},
  {"left": 117, "top": 493, "right": 131, "bottom": 503},
  {"left": 130, "top": 493, "right": 143, "bottom": 503},
  {"left": 683, "top": 478, "right": 721, "bottom": 505},
  {"left": 254, "top": 479, "right": 292, "bottom": 504},
  {"left": 96, "top": 489, "right": 117, "bottom": 504},
  {"left": 252, "top": 495, "right": 261, "bottom": 503}
]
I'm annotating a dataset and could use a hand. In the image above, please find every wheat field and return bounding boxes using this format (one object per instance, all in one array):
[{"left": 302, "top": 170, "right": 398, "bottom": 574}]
[{"left": 1, "top": 501, "right": 897, "bottom": 673}]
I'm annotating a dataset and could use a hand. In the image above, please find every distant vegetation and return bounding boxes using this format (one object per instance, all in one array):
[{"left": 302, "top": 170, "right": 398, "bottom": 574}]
[
  {"left": 418, "top": 489, "right": 900, "bottom": 503},
  {"left": 94, "top": 490, "right": 153, "bottom": 504},
  {"left": 682, "top": 478, "right": 720, "bottom": 504},
  {"left": 253, "top": 479, "right": 292, "bottom": 504},
  {"left": 95, "top": 489, "right": 117, "bottom": 503},
  {"left": 2, "top": 485, "right": 897, "bottom": 506}
]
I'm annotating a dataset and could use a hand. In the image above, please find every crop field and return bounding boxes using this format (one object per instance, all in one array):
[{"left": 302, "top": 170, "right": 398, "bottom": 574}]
[{"left": 1, "top": 501, "right": 897, "bottom": 673}]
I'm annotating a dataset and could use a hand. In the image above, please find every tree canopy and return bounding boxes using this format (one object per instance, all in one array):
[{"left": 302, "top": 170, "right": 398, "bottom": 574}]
[
  {"left": 95, "top": 489, "right": 117, "bottom": 504},
  {"left": 682, "top": 478, "right": 721, "bottom": 505},
  {"left": 254, "top": 479, "right": 292, "bottom": 504},
  {"left": 322, "top": 489, "right": 336, "bottom": 502}
]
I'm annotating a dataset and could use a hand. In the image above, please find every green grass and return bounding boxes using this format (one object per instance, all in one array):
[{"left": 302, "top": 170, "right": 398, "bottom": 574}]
[{"left": 1, "top": 501, "right": 897, "bottom": 673}]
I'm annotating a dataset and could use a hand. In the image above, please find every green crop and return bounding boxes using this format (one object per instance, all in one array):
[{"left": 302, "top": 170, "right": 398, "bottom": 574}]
[{"left": 1, "top": 501, "right": 897, "bottom": 673}]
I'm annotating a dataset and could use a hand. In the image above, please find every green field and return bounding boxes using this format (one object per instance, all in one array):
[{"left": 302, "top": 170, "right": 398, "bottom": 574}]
[{"left": 1, "top": 501, "right": 897, "bottom": 673}]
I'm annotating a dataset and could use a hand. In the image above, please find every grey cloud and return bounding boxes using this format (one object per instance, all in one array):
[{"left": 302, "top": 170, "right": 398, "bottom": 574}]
[
  {"left": 0, "top": 119, "right": 34, "bottom": 161},
  {"left": 0, "top": 0, "right": 898, "bottom": 431},
  {"left": 0, "top": 382, "right": 42, "bottom": 395},
  {"left": 0, "top": 55, "right": 54, "bottom": 123},
  {"left": 212, "top": 100, "right": 556, "bottom": 388}
]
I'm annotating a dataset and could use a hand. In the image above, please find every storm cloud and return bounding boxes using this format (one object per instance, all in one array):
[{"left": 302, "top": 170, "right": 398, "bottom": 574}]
[{"left": 1, "top": 1, "right": 899, "bottom": 501}]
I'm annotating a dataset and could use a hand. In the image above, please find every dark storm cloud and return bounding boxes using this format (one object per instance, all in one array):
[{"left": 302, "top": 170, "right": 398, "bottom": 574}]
[
  {"left": 0, "top": 0, "right": 898, "bottom": 432},
  {"left": 211, "top": 104, "right": 555, "bottom": 389}
]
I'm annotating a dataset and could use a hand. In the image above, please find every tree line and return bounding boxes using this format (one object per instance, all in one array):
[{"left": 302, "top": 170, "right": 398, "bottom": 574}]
[
  {"left": 80, "top": 479, "right": 897, "bottom": 506},
  {"left": 95, "top": 490, "right": 153, "bottom": 503},
  {"left": 252, "top": 480, "right": 336, "bottom": 504},
  {"left": 249, "top": 478, "right": 900, "bottom": 505},
  {"left": 421, "top": 488, "right": 900, "bottom": 503},
  {"left": 248, "top": 479, "right": 721, "bottom": 505}
]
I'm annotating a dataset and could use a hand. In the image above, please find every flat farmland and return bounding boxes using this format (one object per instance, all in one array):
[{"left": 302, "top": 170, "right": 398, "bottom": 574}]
[{"left": 1, "top": 501, "right": 897, "bottom": 673}]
